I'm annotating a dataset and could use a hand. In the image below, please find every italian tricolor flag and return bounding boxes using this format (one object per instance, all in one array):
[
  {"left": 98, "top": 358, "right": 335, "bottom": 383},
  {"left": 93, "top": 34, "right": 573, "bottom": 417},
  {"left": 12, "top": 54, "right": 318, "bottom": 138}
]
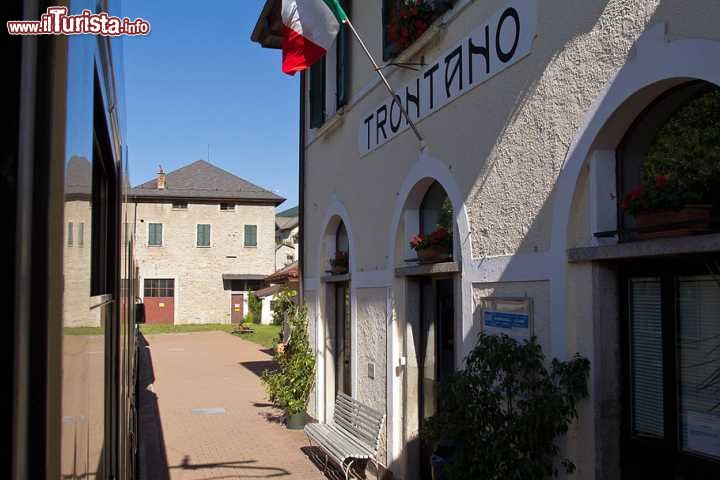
[{"left": 281, "top": 0, "right": 347, "bottom": 75}]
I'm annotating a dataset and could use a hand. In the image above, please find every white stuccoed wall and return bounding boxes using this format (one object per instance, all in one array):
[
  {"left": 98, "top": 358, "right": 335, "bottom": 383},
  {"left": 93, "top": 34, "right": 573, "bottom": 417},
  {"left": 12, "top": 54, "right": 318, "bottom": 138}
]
[{"left": 300, "top": 1, "right": 720, "bottom": 478}]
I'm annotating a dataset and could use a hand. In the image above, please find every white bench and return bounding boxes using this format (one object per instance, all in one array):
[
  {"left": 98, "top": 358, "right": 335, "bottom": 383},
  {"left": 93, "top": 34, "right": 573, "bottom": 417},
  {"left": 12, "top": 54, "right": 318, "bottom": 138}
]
[{"left": 305, "top": 393, "right": 385, "bottom": 479}]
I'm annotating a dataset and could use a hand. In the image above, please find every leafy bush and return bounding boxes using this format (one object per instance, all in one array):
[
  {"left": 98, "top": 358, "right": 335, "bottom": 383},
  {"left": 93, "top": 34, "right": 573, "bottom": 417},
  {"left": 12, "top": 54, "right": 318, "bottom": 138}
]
[
  {"left": 261, "top": 305, "right": 315, "bottom": 414},
  {"left": 246, "top": 292, "right": 262, "bottom": 324},
  {"left": 422, "top": 333, "right": 590, "bottom": 480},
  {"left": 271, "top": 288, "right": 297, "bottom": 326}
]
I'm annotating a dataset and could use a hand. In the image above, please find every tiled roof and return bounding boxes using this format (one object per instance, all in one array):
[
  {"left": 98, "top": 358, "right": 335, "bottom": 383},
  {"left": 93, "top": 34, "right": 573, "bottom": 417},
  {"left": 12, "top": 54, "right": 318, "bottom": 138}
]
[
  {"left": 65, "top": 155, "right": 92, "bottom": 198},
  {"left": 130, "top": 160, "right": 285, "bottom": 204},
  {"left": 264, "top": 262, "right": 298, "bottom": 284},
  {"left": 276, "top": 216, "right": 299, "bottom": 230}
]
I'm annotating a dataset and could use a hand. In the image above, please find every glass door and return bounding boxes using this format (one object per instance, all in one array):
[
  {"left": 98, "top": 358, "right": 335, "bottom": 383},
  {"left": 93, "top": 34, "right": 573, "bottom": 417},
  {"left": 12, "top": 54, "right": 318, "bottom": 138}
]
[
  {"left": 622, "top": 259, "right": 720, "bottom": 479},
  {"left": 418, "top": 277, "right": 455, "bottom": 480},
  {"left": 334, "top": 281, "right": 351, "bottom": 396}
]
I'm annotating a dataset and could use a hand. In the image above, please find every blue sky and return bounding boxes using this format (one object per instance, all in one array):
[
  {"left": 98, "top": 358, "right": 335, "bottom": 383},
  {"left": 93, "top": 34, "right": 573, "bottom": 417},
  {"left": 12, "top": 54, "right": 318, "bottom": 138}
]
[{"left": 122, "top": 0, "right": 299, "bottom": 208}]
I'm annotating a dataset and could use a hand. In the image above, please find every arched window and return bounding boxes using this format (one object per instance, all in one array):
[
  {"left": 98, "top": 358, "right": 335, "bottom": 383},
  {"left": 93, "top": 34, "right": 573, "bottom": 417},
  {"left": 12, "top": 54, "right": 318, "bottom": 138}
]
[
  {"left": 418, "top": 181, "right": 453, "bottom": 257},
  {"left": 336, "top": 221, "right": 349, "bottom": 255},
  {"left": 618, "top": 81, "right": 720, "bottom": 240}
]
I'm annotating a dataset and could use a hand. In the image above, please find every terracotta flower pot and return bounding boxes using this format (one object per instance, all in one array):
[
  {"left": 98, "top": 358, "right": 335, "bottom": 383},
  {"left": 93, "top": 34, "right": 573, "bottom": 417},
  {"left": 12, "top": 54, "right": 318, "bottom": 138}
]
[
  {"left": 634, "top": 205, "right": 712, "bottom": 240},
  {"left": 416, "top": 245, "right": 451, "bottom": 263}
]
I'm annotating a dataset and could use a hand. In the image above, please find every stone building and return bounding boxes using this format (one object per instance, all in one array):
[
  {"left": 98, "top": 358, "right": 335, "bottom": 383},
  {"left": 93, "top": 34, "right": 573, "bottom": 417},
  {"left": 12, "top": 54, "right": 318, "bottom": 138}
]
[
  {"left": 130, "top": 160, "right": 284, "bottom": 324},
  {"left": 63, "top": 155, "right": 100, "bottom": 327},
  {"left": 253, "top": 1, "right": 720, "bottom": 479},
  {"left": 275, "top": 208, "right": 299, "bottom": 270}
]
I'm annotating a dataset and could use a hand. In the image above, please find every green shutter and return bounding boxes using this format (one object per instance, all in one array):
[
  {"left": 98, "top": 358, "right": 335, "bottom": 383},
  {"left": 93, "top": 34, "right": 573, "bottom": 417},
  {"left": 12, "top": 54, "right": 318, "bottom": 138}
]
[
  {"left": 197, "top": 224, "right": 210, "bottom": 247},
  {"left": 309, "top": 58, "right": 326, "bottom": 128},
  {"left": 245, "top": 225, "right": 257, "bottom": 247},
  {"left": 149, "top": 223, "right": 162, "bottom": 246}
]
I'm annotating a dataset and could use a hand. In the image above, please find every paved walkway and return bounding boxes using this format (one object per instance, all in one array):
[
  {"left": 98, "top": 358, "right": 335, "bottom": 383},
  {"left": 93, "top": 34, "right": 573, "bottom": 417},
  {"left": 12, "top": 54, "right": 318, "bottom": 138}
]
[{"left": 137, "top": 330, "right": 328, "bottom": 480}]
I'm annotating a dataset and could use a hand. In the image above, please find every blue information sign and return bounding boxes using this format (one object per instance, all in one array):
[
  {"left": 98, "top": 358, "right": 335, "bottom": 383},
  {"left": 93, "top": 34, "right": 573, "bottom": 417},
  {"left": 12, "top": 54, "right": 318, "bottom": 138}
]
[{"left": 483, "top": 311, "right": 529, "bottom": 330}]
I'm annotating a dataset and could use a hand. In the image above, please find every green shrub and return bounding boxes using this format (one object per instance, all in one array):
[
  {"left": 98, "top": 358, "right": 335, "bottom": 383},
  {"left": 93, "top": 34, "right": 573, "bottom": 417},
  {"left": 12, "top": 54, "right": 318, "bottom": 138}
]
[
  {"left": 261, "top": 305, "right": 315, "bottom": 414},
  {"left": 421, "top": 333, "right": 590, "bottom": 480},
  {"left": 271, "top": 288, "right": 297, "bottom": 326},
  {"left": 246, "top": 292, "right": 262, "bottom": 324}
]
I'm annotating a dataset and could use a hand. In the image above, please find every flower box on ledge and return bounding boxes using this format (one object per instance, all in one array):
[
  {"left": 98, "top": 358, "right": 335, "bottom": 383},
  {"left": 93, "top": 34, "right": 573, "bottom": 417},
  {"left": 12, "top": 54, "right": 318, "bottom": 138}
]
[
  {"left": 410, "top": 227, "right": 452, "bottom": 264},
  {"left": 634, "top": 205, "right": 712, "bottom": 240},
  {"left": 328, "top": 251, "right": 349, "bottom": 275},
  {"left": 416, "top": 245, "right": 452, "bottom": 263}
]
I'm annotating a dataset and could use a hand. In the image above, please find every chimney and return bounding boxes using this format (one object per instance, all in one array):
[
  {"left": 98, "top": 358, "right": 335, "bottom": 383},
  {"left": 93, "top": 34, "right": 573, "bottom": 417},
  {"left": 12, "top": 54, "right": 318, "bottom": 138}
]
[{"left": 157, "top": 165, "right": 166, "bottom": 190}]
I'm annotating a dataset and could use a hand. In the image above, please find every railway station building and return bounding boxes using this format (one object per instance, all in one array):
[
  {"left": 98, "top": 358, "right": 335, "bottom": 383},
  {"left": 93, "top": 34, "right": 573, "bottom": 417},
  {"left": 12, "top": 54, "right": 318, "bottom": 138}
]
[{"left": 253, "top": 0, "right": 720, "bottom": 478}]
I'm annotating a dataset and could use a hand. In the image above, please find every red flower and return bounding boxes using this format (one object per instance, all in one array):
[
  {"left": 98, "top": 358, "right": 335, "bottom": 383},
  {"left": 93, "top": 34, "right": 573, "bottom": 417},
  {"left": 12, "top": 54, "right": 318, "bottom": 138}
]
[
  {"left": 409, "top": 234, "right": 426, "bottom": 249},
  {"left": 415, "top": 20, "right": 426, "bottom": 30},
  {"left": 656, "top": 174, "right": 668, "bottom": 187},
  {"left": 621, "top": 194, "right": 632, "bottom": 210},
  {"left": 629, "top": 186, "right": 644, "bottom": 199},
  {"left": 410, "top": 7, "right": 418, "bottom": 16},
  {"left": 400, "top": 27, "right": 409, "bottom": 38}
]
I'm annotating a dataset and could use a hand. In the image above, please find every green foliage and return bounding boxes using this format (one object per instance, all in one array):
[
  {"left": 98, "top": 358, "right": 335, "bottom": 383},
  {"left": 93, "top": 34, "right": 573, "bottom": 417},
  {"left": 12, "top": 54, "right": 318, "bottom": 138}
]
[
  {"left": 261, "top": 306, "right": 315, "bottom": 414},
  {"left": 421, "top": 333, "right": 590, "bottom": 480},
  {"left": 246, "top": 292, "right": 262, "bottom": 324},
  {"left": 625, "top": 87, "right": 720, "bottom": 214},
  {"left": 438, "top": 196, "right": 453, "bottom": 230},
  {"left": 271, "top": 289, "right": 297, "bottom": 326}
]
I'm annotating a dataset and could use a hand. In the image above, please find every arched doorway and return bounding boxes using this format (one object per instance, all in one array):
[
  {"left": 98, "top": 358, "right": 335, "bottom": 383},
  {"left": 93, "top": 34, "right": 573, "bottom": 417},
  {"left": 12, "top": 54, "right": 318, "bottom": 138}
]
[
  {"left": 318, "top": 214, "right": 354, "bottom": 422},
  {"left": 394, "top": 179, "right": 458, "bottom": 480}
]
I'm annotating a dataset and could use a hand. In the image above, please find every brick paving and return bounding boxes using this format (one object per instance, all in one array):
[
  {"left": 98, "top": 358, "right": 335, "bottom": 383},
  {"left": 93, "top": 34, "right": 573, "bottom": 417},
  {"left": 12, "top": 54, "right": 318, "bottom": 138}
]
[{"left": 137, "top": 330, "right": 328, "bottom": 480}]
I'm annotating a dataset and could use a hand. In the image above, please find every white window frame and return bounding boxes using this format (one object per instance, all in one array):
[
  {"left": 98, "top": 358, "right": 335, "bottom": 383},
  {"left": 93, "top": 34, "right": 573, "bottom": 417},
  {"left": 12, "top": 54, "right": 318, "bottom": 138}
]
[
  {"left": 219, "top": 202, "right": 235, "bottom": 211},
  {"left": 195, "top": 223, "right": 212, "bottom": 248},
  {"left": 171, "top": 201, "right": 188, "bottom": 210},
  {"left": 147, "top": 222, "right": 164, "bottom": 247}
]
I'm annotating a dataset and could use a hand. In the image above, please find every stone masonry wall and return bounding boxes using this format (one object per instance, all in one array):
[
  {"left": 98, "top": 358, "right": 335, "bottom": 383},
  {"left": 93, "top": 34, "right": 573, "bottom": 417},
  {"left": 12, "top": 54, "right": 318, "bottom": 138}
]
[{"left": 134, "top": 201, "right": 276, "bottom": 324}]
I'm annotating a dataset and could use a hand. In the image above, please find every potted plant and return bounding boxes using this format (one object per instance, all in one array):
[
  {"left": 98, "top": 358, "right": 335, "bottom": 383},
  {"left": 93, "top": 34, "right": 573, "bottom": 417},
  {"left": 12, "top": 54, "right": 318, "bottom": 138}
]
[
  {"left": 385, "top": 1, "right": 456, "bottom": 58},
  {"left": 622, "top": 173, "right": 712, "bottom": 239},
  {"left": 329, "top": 251, "right": 349, "bottom": 275},
  {"left": 409, "top": 226, "right": 452, "bottom": 262},
  {"left": 261, "top": 305, "right": 315, "bottom": 429},
  {"left": 421, "top": 333, "right": 590, "bottom": 479}
]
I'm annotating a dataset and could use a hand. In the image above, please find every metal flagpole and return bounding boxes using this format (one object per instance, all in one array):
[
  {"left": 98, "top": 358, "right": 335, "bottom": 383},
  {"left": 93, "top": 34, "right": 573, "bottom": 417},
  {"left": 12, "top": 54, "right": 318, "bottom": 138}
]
[{"left": 343, "top": 18, "right": 426, "bottom": 148}]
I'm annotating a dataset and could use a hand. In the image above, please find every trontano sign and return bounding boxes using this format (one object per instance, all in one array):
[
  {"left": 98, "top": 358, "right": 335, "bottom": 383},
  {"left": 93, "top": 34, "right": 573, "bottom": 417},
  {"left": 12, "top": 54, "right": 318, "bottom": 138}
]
[{"left": 358, "top": 0, "right": 538, "bottom": 155}]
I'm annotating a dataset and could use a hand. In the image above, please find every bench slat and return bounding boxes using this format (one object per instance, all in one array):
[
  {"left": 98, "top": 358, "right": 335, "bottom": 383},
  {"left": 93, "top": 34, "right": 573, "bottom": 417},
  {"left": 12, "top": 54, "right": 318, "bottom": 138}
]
[
  {"left": 337, "top": 393, "right": 384, "bottom": 420},
  {"left": 333, "top": 401, "right": 383, "bottom": 430},
  {"left": 333, "top": 415, "right": 379, "bottom": 447},
  {"left": 334, "top": 398, "right": 384, "bottom": 425}
]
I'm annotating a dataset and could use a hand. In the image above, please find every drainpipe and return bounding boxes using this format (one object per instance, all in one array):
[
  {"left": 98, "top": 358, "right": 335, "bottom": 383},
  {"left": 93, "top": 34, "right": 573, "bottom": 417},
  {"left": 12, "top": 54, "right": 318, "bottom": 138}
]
[{"left": 298, "top": 71, "right": 306, "bottom": 303}]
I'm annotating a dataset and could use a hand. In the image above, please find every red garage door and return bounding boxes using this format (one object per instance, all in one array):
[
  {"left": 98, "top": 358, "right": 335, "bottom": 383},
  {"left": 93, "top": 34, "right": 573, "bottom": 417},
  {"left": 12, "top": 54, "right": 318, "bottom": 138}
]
[{"left": 144, "top": 278, "right": 174, "bottom": 324}]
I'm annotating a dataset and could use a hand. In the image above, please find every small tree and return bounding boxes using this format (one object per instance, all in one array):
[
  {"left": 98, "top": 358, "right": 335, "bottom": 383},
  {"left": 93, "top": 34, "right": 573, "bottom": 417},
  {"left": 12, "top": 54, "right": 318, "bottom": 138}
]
[
  {"left": 271, "top": 288, "right": 297, "bottom": 326},
  {"left": 422, "top": 333, "right": 590, "bottom": 479},
  {"left": 262, "top": 305, "right": 315, "bottom": 415}
]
